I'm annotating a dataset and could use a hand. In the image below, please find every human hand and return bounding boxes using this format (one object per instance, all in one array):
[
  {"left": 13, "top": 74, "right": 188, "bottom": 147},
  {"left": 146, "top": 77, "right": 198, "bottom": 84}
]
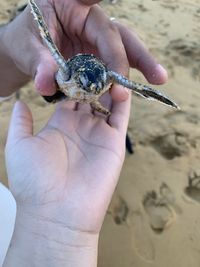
[
  {"left": 6, "top": 98, "right": 130, "bottom": 232},
  {"left": 3, "top": 0, "right": 167, "bottom": 100},
  {"left": 4, "top": 96, "right": 130, "bottom": 266}
]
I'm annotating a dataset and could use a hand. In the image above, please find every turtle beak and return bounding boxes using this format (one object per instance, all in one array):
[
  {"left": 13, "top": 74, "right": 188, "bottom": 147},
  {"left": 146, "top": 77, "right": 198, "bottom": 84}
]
[{"left": 90, "top": 83, "right": 96, "bottom": 91}]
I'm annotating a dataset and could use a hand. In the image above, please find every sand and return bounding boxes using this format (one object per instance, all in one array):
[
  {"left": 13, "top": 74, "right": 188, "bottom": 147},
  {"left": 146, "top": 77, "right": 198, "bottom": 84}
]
[{"left": 1, "top": 0, "right": 200, "bottom": 266}]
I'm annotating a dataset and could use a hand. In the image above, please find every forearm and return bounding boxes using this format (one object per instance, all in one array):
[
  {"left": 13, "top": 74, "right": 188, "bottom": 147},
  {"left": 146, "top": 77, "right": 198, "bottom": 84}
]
[
  {"left": 3, "top": 208, "right": 99, "bottom": 267},
  {"left": 0, "top": 25, "right": 30, "bottom": 97}
]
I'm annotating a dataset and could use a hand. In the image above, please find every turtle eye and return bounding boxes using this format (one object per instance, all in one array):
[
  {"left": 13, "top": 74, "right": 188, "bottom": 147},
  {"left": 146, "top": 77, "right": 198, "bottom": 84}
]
[
  {"left": 79, "top": 74, "right": 88, "bottom": 88},
  {"left": 86, "top": 71, "right": 96, "bottom": 83},
  {"left": 79, "top": 72, "right": 96, "bottom": 92},
  {"left": 79, "top": 69, "right": 102, "bottom": 93}
]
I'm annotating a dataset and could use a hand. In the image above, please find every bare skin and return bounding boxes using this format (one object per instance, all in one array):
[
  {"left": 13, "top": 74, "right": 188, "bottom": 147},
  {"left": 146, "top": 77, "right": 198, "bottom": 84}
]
[
  {"left": 0, "top": 0, "right": 167, "bottom": 99},
  {"left": 4, "top": 98, "right": 130, "bottom": 267},
  {"left": 1, "top": 0, "right": 169, "bottom": 266}
]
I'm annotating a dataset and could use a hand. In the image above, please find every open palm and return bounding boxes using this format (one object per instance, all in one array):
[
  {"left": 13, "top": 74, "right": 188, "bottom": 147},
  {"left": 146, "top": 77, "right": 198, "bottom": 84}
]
[{"left": 6, "top": 98, "right": 130, "bottom": 233}]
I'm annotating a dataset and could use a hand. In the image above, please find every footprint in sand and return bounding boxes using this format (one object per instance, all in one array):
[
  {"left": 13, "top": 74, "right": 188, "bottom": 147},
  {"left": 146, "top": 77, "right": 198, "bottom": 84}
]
[
  {"left": 165, "top": 39, "right": 200, "bottom": 79},
  {"left": 143, "top": 183, "right": 177, "bottom": 233},
  {"left": 185, "top": 170, "right": 200, "bottom": 203},
  {"left": 160, "top": 0, "right": 179, "bottom": 11},
  {"left": 108, "top": 195, "right": 129, "bottom": 225},
  {"left": 151, "top": 132, "right": 189, "bottom": 160},
  {"left": 109, "top": 197, "right": 156, "bottom": 263},
  {"left": 125, "top": 184, "right": 179, "bottom": 263},
  {"left": 127, "top": 211, "right": 155, "bottom": 263}
]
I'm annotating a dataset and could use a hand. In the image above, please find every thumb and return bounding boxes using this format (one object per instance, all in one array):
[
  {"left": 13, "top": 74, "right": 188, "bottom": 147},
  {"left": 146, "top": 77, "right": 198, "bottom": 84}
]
[
  {"left": 34, "top": 51, "right": 58, "bottom": 96},
  {"left": 6, "top": 101, "right": 33, "bottom": 147},
  {"left": 79, "top": 0, "right": 102, "bottom": 5}
]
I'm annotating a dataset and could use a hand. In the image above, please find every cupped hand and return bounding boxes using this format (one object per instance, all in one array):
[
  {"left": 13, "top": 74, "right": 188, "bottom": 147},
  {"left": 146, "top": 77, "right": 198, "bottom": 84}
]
[
  {"left": 4, "top": 0, "right": 167, "bottom": 101},
  {"left": 5, "top": 96, "right": 130, "bottom": 234}
]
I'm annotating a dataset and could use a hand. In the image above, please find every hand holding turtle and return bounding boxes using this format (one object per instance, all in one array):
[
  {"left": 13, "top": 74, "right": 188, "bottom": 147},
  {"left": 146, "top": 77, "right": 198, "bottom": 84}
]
[{"left": 0, "top": 0, "right": 168, "bottom": 100}]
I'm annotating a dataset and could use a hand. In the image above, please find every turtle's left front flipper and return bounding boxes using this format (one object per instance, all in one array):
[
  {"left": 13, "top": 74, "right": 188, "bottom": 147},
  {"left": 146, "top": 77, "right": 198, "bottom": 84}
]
[
  {"left": 108, "top": 71, "right": 179, "bottom": 109},
  {"left": 29, "top": 0, "right": 70, "bottom": 81}
]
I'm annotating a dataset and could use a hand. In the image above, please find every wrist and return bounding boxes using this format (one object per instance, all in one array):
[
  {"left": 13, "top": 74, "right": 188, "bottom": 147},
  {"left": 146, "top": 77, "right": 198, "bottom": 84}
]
[{"left": 3, "top": 207, "right": 99, "bottom": 267}]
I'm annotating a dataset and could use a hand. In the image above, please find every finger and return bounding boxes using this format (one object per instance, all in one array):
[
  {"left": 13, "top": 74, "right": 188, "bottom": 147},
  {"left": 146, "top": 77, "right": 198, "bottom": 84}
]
[
  {"left": 34, "top": 51, "right": 58, "bottom": 96},
  {"left": 84, "top": 6, "right": 129, "bottom": 102},
  {"left": 48, "top": 101, "right": 76, "bottom": 131},
  {"left": 116, "top": 22, "right": 168, "bottom": 85},
  {"left": 109, "top": 93, "right": 131, "bottom": 136},
  {"left": 77, "top": 102, "right": 92, "bottom": 114},
  {"left": 7, "top": 101, "right": 33, "bottom": 147},
  {"left": 110, "top": 84, "right": 129, "bottom": 102},
  {"left": 56, "top": 100, "right": 77, "bottom": 111}
]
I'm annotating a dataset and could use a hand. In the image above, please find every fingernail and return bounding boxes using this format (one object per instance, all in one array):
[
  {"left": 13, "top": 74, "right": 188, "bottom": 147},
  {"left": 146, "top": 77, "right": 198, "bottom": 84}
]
[
  {"left": 124, "top": 87, "right": 130, "bottom": 95},
  {"left": 150, "top": 64, "right": 168, "bottom": 84},
  {"left": 121, "top": 86, "right": 130, "bottom": 101},
  {"left": 156, "top": 64, "right": 168, "bottom": 80},
  {"left": 156, "top": 64, "right": 167, "bottom": 75}
]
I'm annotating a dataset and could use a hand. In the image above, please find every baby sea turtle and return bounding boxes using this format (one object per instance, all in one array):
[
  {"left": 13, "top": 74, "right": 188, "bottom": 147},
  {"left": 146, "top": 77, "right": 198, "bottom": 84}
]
[{"left": 29, "top": 0, "right": 178, "bottom": 115}]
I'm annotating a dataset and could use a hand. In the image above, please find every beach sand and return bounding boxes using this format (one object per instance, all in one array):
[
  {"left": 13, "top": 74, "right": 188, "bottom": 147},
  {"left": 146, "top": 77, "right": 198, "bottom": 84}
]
[{"left": 1, "top": 0, "right": 200, "bottom": 266}]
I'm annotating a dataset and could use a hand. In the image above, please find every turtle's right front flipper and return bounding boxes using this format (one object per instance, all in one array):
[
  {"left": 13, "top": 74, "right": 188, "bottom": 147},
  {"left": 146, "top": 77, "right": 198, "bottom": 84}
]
[{"left": 108, "top": 70, "right": 179, "bottom": 109}]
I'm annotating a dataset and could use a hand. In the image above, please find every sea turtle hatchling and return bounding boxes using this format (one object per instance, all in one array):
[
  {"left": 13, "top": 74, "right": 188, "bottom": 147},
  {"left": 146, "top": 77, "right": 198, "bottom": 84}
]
[{"left": 29, "top": 0, "right": 179, "bottom": 115}]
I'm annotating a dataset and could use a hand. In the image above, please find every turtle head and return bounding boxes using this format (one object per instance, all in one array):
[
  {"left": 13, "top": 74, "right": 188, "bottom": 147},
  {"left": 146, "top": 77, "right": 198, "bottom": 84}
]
[
  {"left": 68, "top": 54, "right": 109, "bottom": 94},
  {"left": 78, "top": 67, "right": 106, "bottom": 94}
]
